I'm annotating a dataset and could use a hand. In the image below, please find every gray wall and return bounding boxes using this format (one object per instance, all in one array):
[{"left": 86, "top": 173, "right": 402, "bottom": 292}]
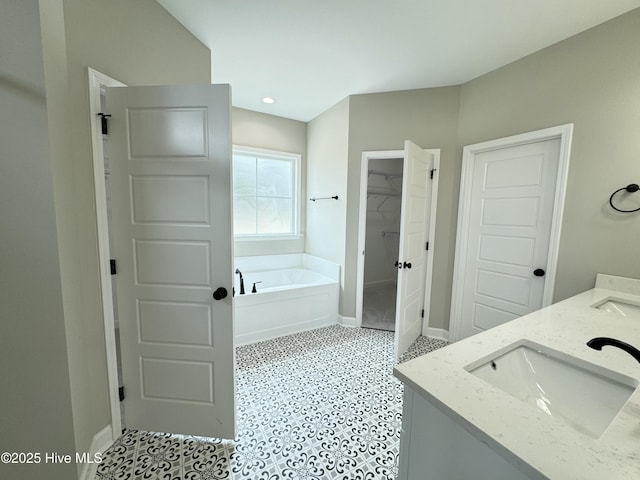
[
  {"left": 306, "top": 98, "right": 350, "bottom": 300},
  {"left": 339, "top": 9, "right": 640, "bottom": 331},
  {"left": 458, "top": 8, "right": 640, "bottom": 305},
  {"left": 232, "top": 107, "right": 308, "bottom": 256},
  {"left": 0, "top": 1, "right": 77, "bottom": 478},
  {"left": 345, "top": 87, "right": 461, "bottom": 328}
]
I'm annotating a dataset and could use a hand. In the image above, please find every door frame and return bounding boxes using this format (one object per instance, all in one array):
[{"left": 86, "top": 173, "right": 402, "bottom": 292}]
[
  {"left": 450, "top": 124, "right": 573, "bottom": 342},
  {"left": 355, "top": 148, "right": 441, "bottom": 333},
  {"left": 88, "top": 67, "right": 126, "bottom": 441}
]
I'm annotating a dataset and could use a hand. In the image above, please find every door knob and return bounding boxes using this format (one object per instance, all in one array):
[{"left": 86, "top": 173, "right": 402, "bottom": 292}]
[
  {"left": 395, "top": 260, "right": 402, "bottom": 269},
  {"left": 403, "top": 262, "right": 412, "bottom": 269},
  {"left": 533, "top": 269, "right": 545, "bottom": 277},
  {"left": 212, "top": 287, "right": 228, "bottom": 300}
]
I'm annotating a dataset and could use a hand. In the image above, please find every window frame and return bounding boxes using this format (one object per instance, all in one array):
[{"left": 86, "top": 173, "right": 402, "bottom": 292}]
[{"left": 232, "top": 145, "right": 302, "bottom": 241}]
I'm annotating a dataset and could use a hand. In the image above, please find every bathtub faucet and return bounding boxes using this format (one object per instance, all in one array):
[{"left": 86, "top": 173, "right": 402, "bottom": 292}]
[{"left": 235, "top": 268, "right": 245, "bottom": 295}]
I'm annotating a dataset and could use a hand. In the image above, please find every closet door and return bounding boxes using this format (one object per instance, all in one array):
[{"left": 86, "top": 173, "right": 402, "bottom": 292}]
[
  {"left": 394, "top": 141, "right": 434, "bottom": 358},
  {"left": 451, "top": 137, "right": 561, "bottom": 340}
]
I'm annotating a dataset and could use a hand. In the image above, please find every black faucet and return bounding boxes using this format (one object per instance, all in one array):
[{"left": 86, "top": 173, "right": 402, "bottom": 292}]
[
  {"left": 235, "top": 268, "right": 245, "bottom": 295},
  {"left": 587, "top": 337, "right": 640, "bottom": 364}
]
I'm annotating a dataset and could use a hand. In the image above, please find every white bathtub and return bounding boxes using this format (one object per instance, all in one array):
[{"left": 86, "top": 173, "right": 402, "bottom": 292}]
[{"left": 233, "top": 254, "right": 340, "bottom": 345}]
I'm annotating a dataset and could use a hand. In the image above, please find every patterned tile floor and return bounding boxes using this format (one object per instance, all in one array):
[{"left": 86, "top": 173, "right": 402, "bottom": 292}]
[{"left": 95, "top": 325, "right": 448, "bottom": 479}]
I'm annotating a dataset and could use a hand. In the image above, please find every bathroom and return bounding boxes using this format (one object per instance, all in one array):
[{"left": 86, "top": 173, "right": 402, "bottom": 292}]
[
  {"left": 229, "top": 62, "right": 640, "bottom": 348},
  {"left": 106, "top": 83, "right": 640, "bottom": 477},
  {"left": 101, "top": 44, "right": 640, "bottom": 446},
  {"left": 8, "top": 3, "right": 640, "bottom": 480}
]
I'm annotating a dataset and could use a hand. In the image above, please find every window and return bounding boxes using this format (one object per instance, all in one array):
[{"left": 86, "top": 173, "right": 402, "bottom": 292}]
[{"left": 232, "top": 146, "right": 301, "bottom": 238}]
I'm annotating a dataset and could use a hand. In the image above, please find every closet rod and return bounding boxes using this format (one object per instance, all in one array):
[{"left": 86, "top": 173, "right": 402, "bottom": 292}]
[
  {"left": 367, "top": 191, "right": 400, "bottom": 197},
  {"left": 368, "top": 169, "right": 402, "bottom": 179}
]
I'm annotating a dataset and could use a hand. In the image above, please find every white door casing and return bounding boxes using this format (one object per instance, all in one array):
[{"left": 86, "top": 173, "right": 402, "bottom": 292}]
[
  {"left": 394, "top": 140, "right": 434, "bottom": 358},
  {"left": 451, "top": 125, "right": 573, "bottom": 341},
  {"left": 107, "top": 84, "right": 236, "bottom": 438},
  {"left": 88, "top": 68, "right": 125, "bottom": 441},
  {"left": 355, "top": 150, "right": 404, "bottom": 329}
]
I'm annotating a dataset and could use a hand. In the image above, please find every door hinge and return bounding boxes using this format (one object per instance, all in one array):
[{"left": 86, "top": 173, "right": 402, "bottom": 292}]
[
  {"left": 98, "top": 112, "right": 111, "bottom": 135},
  {"left": 430, "top": 168, "right": 436, "bottom": 179},
  {"left": 425, "top": 241, "right": 429, "bottom": 251},
  {"left": 421, "top": 309, "right": 425, "bottom": 318},
  {"left": 118, "top": 386, "right": 125, "bottom": 402},
  {"left": 110, "top": 259, "right": 117, "bottom": 275}
]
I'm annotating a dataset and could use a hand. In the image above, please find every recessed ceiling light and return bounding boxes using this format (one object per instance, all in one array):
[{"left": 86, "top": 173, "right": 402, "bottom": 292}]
[{"left": 262, "top": 97, "right": 276, "bottom": 104}]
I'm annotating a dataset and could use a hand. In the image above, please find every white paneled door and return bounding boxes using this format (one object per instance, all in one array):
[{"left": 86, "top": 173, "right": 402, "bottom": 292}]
[
  {"left": 107, "top": 85, "right": 235, "bottom": 438},
  {"left": 454, "top": 138, "right": 561, "bottom": 340},
  {"left": 394, "top": 141, "right": 434, "bottom": 358}
]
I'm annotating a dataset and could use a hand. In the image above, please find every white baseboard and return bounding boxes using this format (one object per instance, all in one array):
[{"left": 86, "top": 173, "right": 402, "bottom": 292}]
[
  {"left": 423, "top": 327, "right": 450, "bottom": 342},
  {"left": 339, "top": 315, "right": 359, "bottom": 328},
  {"left": 80, "top": 424, "right": 114, "bottom": 480}
]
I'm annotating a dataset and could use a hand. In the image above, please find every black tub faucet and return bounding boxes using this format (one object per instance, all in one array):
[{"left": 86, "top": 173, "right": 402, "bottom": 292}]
[
  {"left": 235, "top": 268, "right": 245, "bottom": 295},
  {"left": 587, "top": 337, "right": 640, "bottom": 364}
]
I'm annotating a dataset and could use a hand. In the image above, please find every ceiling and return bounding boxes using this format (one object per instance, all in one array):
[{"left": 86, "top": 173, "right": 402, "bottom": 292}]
[{"left": 157, "top": 0, "right": 640, "bottom": 122}]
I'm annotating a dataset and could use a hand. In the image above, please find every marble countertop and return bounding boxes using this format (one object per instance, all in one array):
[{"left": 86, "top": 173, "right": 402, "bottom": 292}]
[{"left": 394, "top": 274, "right": 640, "bottom": 479}]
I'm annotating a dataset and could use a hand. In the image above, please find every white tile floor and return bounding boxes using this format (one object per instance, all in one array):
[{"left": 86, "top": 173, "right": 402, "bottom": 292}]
[{"left": 95, "top": 325, "right": 448, "bottom": 479}]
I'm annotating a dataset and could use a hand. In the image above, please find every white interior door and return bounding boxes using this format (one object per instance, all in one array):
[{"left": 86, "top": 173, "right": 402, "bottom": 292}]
[
  {"left": 107, "top": 84, "right": 235, "bottom": 438},
  {"left": 454, "top": 138, "right": 561, "bottom": 340},
  {"left": 394, "top": 141, "right": 433, "bottom": 358}
]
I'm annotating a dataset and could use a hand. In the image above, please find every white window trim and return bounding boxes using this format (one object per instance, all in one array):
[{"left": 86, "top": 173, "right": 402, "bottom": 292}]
[{"left": 232, "top": 145, "right": 302, "bottom": 241}]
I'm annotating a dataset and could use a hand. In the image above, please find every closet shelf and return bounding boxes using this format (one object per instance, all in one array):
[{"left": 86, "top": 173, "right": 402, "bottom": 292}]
[
  {"left": 368, "top": 169, "right": 402, "bottom": 179},
  {"left": 367, "top": 190, "right": 400, "bottom": 197}
]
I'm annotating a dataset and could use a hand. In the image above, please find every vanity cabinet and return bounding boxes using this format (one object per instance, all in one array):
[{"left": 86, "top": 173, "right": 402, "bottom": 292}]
[
  {"left": 394, "top": 274, "right": 640, "bottom": 480},
  {"left": 398, "top": 386, "right": 536, "bottom": 480}
]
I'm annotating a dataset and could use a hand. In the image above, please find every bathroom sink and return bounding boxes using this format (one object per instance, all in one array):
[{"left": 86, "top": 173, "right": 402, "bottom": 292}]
[
  {"left": 466, "top": 340, "right": 637, "bottom": 438},
  {"left": 594, "top": 297, "right": 640, "bottom": 318}
]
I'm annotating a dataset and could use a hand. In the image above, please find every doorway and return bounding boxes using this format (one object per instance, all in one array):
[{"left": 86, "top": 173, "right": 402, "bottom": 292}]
[
  {"left": 361, "top": 158, "right": 403, "bottom": 331},
  {"left": 355, "top": 144, "right": 440, "bottom": 358},
  {"left": 88, "top": 68, "right": 125, "bottom": 440},
  {"left": 450, "top": 125, "right": 573, "bottom": 342}
]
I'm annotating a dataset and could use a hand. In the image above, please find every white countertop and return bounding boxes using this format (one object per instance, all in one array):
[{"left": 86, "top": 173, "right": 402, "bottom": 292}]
[{"left": 394, "top": 274, "right": 640, "bottom": 479}]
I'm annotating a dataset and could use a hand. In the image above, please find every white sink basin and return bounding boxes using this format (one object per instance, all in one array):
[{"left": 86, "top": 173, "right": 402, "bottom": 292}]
[
  {"left": 594, "top": 297, "right": 640, "bottom": 318},
  {"left": 466, "top": 340, "right": 637, "bottom": 438}
]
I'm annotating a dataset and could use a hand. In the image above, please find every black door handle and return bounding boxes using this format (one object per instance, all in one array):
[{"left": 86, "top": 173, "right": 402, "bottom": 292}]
[
  {"left": 533, "top": 269, "right": 545, "bottom": 277},
  {"left": 403, "top": 262, "right": 412, "bottom": 269},
  {"left": 213, "top": 287, "right": 228, "bottom": 300}
]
